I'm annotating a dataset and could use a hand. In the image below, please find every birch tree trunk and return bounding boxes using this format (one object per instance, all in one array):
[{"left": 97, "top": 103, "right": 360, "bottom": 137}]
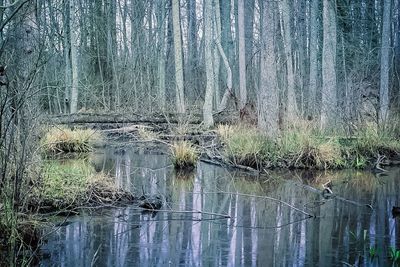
[
  {"left": 258, "top": 1, "right": 279, "bottom": 137},
  {"left": 321, "top": 0, "right": 337, "bottom": 130},
  {"left": 237, "top": 0, "right": 247, "bottom": 109},
  {"left": 379, "top": 0, "right": 391, "bottom": 125},
  {"left": 203, "top": 0, "right": 214, "bottom": 127},
  {"left": 172, "top": 0, "right": 185, "bottom": 114}
]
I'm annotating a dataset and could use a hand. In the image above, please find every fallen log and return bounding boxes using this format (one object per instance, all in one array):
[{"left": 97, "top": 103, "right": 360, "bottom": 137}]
[{"left": 46, "top": 112, "right": 237, "bottom": 125}]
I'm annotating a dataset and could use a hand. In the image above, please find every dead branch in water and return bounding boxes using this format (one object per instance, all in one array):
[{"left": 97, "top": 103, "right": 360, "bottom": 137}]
[
  {"left": 295, "top": 182, "right": 373, "bottom": 210},
  {"left": 195, "top": 191, "right": 313, "bottom": 218}
]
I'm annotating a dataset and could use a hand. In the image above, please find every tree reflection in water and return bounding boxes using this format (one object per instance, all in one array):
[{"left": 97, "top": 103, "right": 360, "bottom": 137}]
[{"left": 40, "top": 146, "right": 400, "bottom": 266}]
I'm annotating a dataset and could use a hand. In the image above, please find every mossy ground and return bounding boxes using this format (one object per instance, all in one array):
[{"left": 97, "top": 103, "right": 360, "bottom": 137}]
[{"left": 30, "top": 159, "right": 132, "bottom": 210}]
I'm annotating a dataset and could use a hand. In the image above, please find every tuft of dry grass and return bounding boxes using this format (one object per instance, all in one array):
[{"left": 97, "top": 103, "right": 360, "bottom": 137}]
[
  {"left": 42, "top": 126, "right": 102, "bottom": 154},
  {"left": 170, "top": 141, "right": 199, "bottom": 170},
  {"left": 137, "top": 125, "right": 158, "bottom": 141},
  {"left": 217, "top": 124, "right": 270, "bottom": 167}
]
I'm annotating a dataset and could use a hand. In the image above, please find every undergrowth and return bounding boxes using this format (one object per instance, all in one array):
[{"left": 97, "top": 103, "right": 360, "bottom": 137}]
[
  {"left": 217, "top": 123, "right": 400, "bottom": 170},
  {"left": 41, "top": 126, "right": 102, "bottom": 154}
]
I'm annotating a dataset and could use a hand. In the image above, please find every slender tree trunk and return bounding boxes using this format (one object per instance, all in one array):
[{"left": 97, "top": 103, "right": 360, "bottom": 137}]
[
  {"left": 70, "top": 0, "right": 79, "bottom": 113},
  {"left": 203, "top": 0, "right": 214, "bottom": 127},
  {"left": 171, "top": 0, "right": 185, "bottom": 114},
  {"left": 237, "top": 0, "right": 247, "bottom": 109},
  {"left": 321, "top": 0, "right": 337, "bottom": 130},
  {"left": 379, "top": 0, "right": 391, "bottom": 124},
  {"left": 217, "top": 41, "right": 233, "bottom": 112},
  {"left": 187, "top": 0, "right": 198, "bottom": 100},
  {"left": 258, "top": 0, "right": 279, "bottom": 137},
  {"left": 244, "top": 0, "right": 255, "bottom": 97},
  {"left": 219, "top": 0, "right": 233, "bottom": 88},
  {"left": 157, "top": 0, "right": 167, "bottom": 110},
  {"left": 213, "top": 0, "right": 221, "bottom": 108},
  {"left": 309, "top": 0, "right": 319, "bottom": 119},
  {"left": 280, "top": 0, "right": 298, "bottom": 124},
  {"left": 63, "top": 0, "right": 71, "bottom": 113}
]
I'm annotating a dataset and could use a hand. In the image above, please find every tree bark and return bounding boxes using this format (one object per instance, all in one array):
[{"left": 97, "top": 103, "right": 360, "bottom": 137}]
[
  {"left": 237, "top": 0, "right": 247, "bottom": 109},
  {"left": 70, "top": 0, "right": 79, "bottom": 113},
  {"left": 309, "top": 0, "right": 319, "bottom": 119},
  {"left": 216, "top": 41, "right": 233, "bottom": 112},
  {"left": 379, "top": 0, "right": 391, "bottom": 125},
  {"left": 280, "top": 0, "right": 298, "bottom": 124},
  {"left": 203, "top": 0, "right": 214, "bottom": 127},
  {"left": 171, "top": 0, "right": 185, "bottom": 114},
  {"left": 157, "top": 0, "right": 167, "bottom": 110},
  {"left": 321, "top": 0, "right": 337, "bottom": 130},
  {"left": 258, "top": 0, "right": 279, "bottom": 137}
]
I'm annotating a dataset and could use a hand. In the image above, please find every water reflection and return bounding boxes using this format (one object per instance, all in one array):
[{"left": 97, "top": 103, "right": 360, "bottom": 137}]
[{"left": 40, "top": 145, "right": 400, "bottom": 266}]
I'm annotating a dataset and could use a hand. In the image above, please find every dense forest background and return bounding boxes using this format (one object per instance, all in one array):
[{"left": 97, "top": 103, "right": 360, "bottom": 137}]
[
  {"left": 1, "top": 0, "right": 400, "bottom": 135},
  {"left": 0, "top": 1, "right": 400, "bottom": 257}
]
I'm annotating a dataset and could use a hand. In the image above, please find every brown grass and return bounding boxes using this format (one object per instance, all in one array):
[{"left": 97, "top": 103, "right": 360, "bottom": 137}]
[
  {"left": 171, "top": 141, "right": 199, "bottom": 170},
  {"left": 42, "top": 126, "right": 102, "bottom": 154}
]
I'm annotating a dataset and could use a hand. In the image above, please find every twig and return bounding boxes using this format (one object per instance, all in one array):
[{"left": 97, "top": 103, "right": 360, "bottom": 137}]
[{"left": 192, "top": 191, "right": 313, "bottom": 218}]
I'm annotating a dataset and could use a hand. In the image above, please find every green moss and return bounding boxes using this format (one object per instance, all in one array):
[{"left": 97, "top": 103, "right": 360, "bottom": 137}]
[
  {"left": 31, "top": 159, "right": 126, "bottom": 209},
  {"left": 38, "top": 160, "right": 93, "bottom": 206}
]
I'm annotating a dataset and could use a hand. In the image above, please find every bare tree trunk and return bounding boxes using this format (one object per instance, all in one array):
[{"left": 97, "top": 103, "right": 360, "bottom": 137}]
[
  {"left": 321, "top": 0, "right": 337, "bottom": 130},
  {"left": 258, "top": 1, "right": 279, "bottom": 137},
  {"left": 70, "top": 0, "right": 78, "bottom": 113},
  {"left": 280, "top": 0, "right": 298, "bottom": 124},
  {"left": 213, "top": 0, "right": 222, "bottom": 108},
  {"left": 309, "top": 0, "right": 319, "bottom": 119},
  {"left": 172, "top": 0, "right": 185, "bottom": 114},
  {"left": 157, "top": 0, "right": 167, "bottom": 110},
  {"left": 237, "top": 0, "right": 247, "bottom": 109},
  {"left": 63, "top": 0, "right": 71, "bottom": 113},
  {"left": 217, "top": 41, "right": 233, "bottom": 112},
  {"left": 379, "top": 0, "right": 391, "bottom": 125},
  {"left": 187, "top": 0, "right": 198, "bottom": 101},
  {"left": 203, "top": 0, "right": 214, "bottom": 127}
]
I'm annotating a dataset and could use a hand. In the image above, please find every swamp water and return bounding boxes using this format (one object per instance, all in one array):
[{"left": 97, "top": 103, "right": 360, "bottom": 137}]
[{"left": 38, "top": 144, "right": 400, "bottom": 266}]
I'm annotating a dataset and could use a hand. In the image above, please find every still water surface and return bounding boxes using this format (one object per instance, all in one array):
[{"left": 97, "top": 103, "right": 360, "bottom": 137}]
[{"left": 40, "top": 144, "right": 400, "bottom": 266}]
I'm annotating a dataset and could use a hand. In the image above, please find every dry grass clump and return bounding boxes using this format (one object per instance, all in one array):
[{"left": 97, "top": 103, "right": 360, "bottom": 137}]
[
  {"left": 171, "top": 141, "right": 199, "bottom": 170},
  {"left": 42, "top": 126, "right": 102, "bottom": 154},
  {"left": 217, "top": 124, "right": 269, "bottom": 167},
  {"left": 137, "top": 125, "right": 158, "bottom": 141},
  {"left": 315, "top": 141, "right": 343, "bottom": 168},
  {"left": 217, "top": 122, "right": 400, "bottom": 170}
]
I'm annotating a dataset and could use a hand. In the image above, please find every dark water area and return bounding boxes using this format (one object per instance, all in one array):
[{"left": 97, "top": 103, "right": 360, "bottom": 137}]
[{"left": 38, "top": 144, "right": 400, "bottom": 266}]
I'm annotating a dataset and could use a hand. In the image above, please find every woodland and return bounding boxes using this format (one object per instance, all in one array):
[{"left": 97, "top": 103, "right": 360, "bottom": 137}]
[{"left": 0, "top": 0, "right": 400, "bottom": 264}]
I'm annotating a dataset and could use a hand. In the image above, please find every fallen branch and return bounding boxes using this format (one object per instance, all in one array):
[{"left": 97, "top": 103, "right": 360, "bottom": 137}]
[
  {"left": 296, "top": 182, "right": 373, "bottom": 209},
  {"left": 197, "top": 191, "right": 313, "bottom": 218}
]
